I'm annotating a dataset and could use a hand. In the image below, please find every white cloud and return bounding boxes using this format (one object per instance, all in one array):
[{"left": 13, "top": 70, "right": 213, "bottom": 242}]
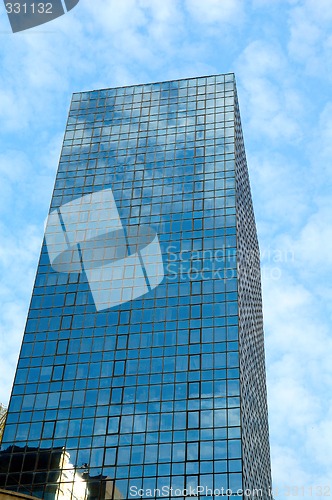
[
  {"left": 81, "top": 0, "right": 185, "bottom": 79},
  {"left": 307, "top": 411, "right": 332, "bottom": 469},
  {"left": 236, "top": 41, "right": 306, "bottom": 143},
  {"left": 288, "top": 0, "right": 332, "bottom": 78},
  {"left": 291, "top": 208, "right": 332, "bottom": 271},
  {"left": 252, "top": 0, "right": 298, "bottom": 5},
  {"left": 249, "top": 152, "right": 309, "bottom": 238},
  {"left": 184, "top": 0, "right": 245, "bottom": 25},
  {"left": 263, "top": 281, "right": 332, "bottom": 492},
  {"left": 0, "top": 89, "right": 30, "bottom": 131},
  {"left": 84, "top": 0, "right": 147, "bottom": 33},
  {"left": 271, "top": 445, "right": 309, "bottom": 494},
  {"left": 306, "top": 101, "right": 332, "bottom": 186}
]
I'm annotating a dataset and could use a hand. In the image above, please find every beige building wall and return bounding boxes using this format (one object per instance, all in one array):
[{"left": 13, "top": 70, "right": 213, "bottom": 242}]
[{"left": 0, "top": 490, "right": 39, "bottom": 500}]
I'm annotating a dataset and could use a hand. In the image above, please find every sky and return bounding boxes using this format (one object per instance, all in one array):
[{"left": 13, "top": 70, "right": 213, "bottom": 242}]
[{"left": 0, "top": 0, "right": 332, "bottom": 498}]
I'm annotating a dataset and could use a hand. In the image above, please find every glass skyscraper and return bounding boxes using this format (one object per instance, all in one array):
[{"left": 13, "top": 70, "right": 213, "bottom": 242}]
[{"left": 0, "top": 74, "right": 273, "bottom": 499}]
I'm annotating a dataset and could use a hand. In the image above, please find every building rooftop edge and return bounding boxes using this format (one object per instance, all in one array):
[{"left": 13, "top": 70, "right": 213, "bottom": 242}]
[{"left": 72, "top": 72, "right": 236, "bottom": 97}]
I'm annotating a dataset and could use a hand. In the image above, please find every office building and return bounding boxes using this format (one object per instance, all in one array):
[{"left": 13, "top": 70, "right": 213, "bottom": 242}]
[{"left": 0, "top": 74, "right": 272, "bottom": 499}]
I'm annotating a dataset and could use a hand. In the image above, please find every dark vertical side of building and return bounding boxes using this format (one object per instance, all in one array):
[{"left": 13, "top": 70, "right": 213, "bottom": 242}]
[{"left": 234, "top": 87, "right": 273, "bottom": 498}]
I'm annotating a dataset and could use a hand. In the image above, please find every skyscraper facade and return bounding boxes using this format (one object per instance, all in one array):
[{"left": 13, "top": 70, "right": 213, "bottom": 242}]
[{"left": 0, "top": 74, "right": 272, "bottom": 499}]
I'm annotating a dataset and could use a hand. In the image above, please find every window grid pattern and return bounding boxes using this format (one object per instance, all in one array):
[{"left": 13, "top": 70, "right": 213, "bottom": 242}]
[{"left": 0, "top": 74, "right": 272, "bottom": 500}]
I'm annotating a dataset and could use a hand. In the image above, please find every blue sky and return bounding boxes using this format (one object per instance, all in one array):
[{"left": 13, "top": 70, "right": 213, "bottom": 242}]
[{"left": 1, "top": 0, "right": 332, "bottom": 497}]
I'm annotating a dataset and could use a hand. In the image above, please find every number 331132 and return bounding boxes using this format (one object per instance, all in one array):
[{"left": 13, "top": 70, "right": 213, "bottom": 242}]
[{"left": 5, "top": 3, "right": 53, "bottom": 14}]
